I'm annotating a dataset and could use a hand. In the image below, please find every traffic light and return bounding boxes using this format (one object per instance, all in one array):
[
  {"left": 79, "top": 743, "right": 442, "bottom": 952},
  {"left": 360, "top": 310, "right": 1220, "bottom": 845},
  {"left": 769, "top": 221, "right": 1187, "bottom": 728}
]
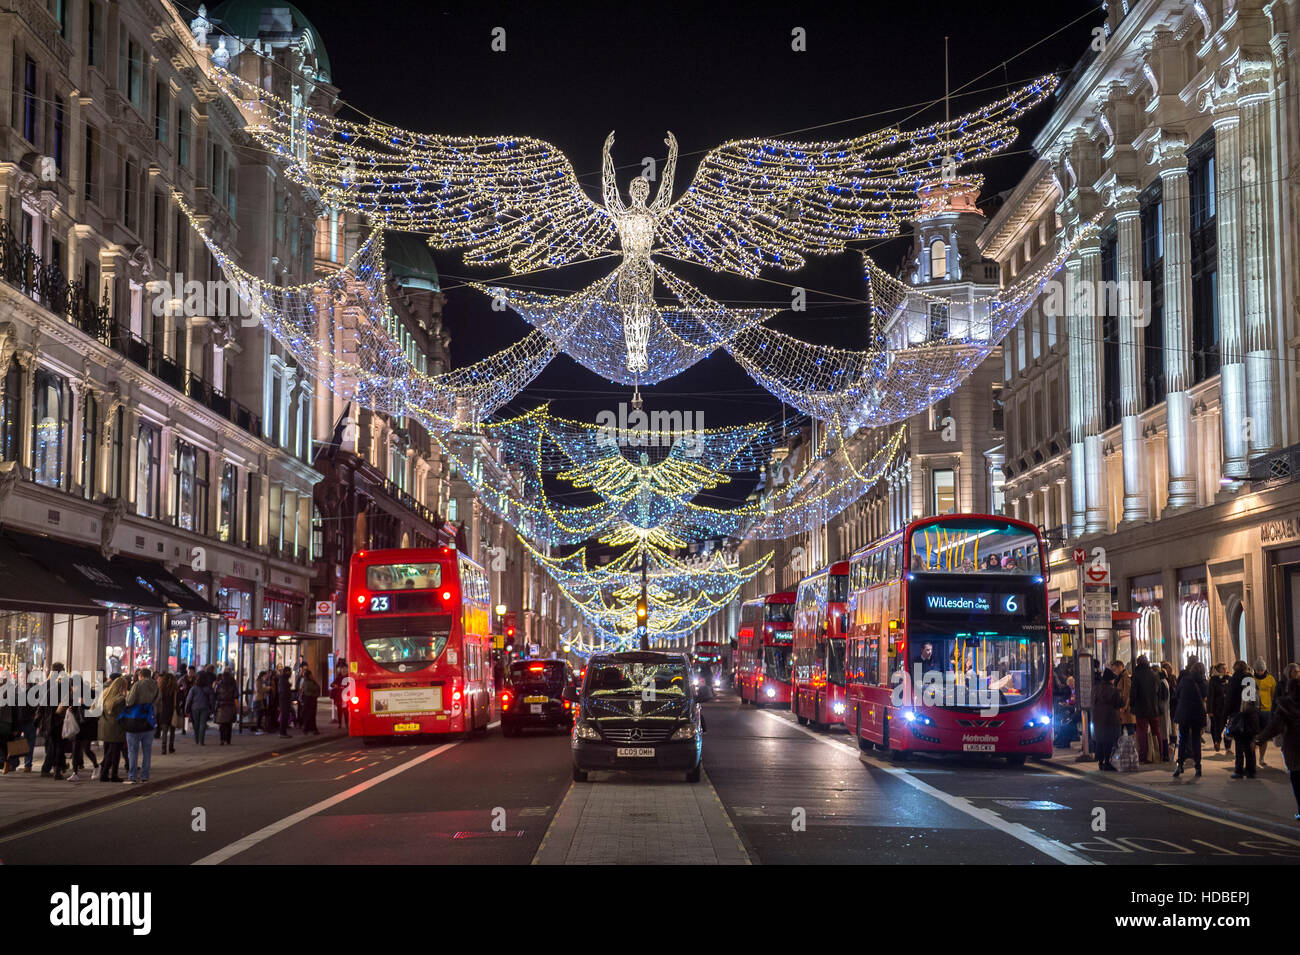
[{"left": 636, "top": 597, "right": 648, "bottom": 622}]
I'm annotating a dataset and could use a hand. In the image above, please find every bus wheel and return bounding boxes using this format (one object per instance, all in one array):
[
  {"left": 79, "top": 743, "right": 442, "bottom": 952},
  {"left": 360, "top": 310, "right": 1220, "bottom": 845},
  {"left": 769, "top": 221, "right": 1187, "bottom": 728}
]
[
  {"left": 856, "top": 715, "right": 872, "bottom": 752},
  {"left": 362, "top": 737, "right": 379, "bottom": 747},
  {"left": 1006, "top": 754, "right": 1027, "bottom": 767}
]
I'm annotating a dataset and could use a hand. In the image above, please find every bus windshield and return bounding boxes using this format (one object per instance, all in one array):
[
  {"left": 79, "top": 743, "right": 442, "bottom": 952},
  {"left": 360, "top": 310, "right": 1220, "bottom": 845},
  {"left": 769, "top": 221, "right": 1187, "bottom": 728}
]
[
  {"left": 765, "top": 603, "right": 794, "bottom": 625},
  {"left": 910, "top": 521, "right": 1041, "bottom": 575},
  {"left": 365, "top": 562, "right": 444, "bottom": 591},
  {"left": 903, "top": 634, "right": 1048, "bottom": 707},
  {"left": 357, "top": 615, "right": 451, "bottom": 669}
]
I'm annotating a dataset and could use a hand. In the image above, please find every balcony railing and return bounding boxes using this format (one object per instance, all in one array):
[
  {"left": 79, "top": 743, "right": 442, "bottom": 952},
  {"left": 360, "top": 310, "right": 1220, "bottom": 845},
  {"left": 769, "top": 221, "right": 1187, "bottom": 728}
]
[
  {"left": 0, "top": 217, "right": 111, "bottom": 342},
  {"left": 0, "top": 216, "right": 268, "bottom": 444}
]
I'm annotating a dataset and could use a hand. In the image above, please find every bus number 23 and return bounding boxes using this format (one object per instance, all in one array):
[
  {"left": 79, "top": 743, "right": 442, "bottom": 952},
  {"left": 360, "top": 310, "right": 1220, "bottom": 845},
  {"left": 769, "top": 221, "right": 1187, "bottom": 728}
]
[{"left": 370, "top": 595, "right": 391, "bottom": 613}]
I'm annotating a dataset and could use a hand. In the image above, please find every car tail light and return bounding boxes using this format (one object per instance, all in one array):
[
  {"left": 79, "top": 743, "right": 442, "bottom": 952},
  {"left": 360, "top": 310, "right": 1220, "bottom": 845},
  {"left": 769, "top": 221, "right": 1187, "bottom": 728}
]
[
  {"left": 452, "top": 689, "right": 462, "bottom": 702},
  {"left": 563, "top": 700, "right": 571, "bottom": 709},
  {"left": 442, "top": 590, "right": 453, "bottom": 601}
]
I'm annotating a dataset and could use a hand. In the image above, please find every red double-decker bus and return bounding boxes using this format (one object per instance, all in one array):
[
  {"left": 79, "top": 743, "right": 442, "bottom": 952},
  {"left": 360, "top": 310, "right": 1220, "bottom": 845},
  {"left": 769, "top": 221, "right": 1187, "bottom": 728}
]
[
  {"left": 792, "top": 560, "right": 850, "bottom": 728},
  {"left": 736, "top": 592, "right": 795, "bottom": 707},
  {"left": 844, "top": 515, "right": 1052, "bottom": 764},
  {"left": 346, "top": 547, "right": 493, "bottom": 742}
]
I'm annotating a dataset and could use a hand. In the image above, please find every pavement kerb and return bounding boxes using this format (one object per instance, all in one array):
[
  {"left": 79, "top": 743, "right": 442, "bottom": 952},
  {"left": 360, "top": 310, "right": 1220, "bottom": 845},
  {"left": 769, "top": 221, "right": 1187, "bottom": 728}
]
[
  {"left": 0, "top": 732, "right": 344, "bottom": 840},
  {"left": 1041, "top": 756, "right": 1300, "bottom": 840}
]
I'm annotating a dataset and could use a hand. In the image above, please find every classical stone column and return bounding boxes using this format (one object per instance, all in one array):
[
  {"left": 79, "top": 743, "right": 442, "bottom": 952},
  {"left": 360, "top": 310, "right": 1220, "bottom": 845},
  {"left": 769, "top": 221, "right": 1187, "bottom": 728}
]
[
  {"left": 1212, "top": 110, "right": 1249, "bottom": 479},
  {"left": 1065, "top": 256, "right": 1086, "bottom": 537},
  {"left": 1152, "top": 132, "right": 1197, "bottom": 510},
  {"left": 1240, "top": 73, "right": 1277, "bottom": 456},
  {"left": 1110, "top": 184, "right": 1149, "bottom": 523},
  {"left": 1078, "top": 238, "right": 1107, "bottom": 533}
]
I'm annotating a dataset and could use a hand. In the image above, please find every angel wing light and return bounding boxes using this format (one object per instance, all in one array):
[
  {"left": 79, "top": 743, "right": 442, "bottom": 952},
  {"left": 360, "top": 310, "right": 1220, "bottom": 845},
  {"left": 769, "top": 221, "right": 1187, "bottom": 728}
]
[{"left": 214, "top": 69, "right": 1059, "bottom": 374}]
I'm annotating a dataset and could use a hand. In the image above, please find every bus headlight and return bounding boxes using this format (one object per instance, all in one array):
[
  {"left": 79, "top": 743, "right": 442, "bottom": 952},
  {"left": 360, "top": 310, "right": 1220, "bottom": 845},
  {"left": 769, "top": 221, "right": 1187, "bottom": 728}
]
[
  {"left": 765, "top": 685, "right": 776, "bottom": 698},
  {"left": 832, "top": 702, "right": 845, "bottom": 715},
  {"left": 903, "top": 710, "right": 934, "bottom": 726},
  {"left": 1023, "top": 715, "right": 1052, "bottom": 729}
]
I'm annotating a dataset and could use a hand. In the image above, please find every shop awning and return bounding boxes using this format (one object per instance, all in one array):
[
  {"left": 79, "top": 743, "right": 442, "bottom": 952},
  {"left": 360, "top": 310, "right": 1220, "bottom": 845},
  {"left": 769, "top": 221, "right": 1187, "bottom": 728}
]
[
  {"left": 111, "top": 556, "right": 220, "bottom": 615},
  {"left": 0, "top": 534, "right": 105, "bottom": 615},
  {"left": 236, "top": 629, "right": 330, "bottom": 643},
  {"left": 3, "top": 529, "right": 168, "bottom": 611}
]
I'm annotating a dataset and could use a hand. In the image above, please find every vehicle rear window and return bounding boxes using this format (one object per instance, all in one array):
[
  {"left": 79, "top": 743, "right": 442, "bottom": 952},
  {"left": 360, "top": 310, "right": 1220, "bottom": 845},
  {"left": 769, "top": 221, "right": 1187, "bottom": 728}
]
[{"left": 509, "top": 661, "right": 565, "bottom": 685}]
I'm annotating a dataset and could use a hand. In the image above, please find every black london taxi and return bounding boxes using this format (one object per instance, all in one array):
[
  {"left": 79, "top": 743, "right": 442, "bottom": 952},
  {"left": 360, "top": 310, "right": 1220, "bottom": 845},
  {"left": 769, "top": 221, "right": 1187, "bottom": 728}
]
[
  {"left": 565, "top": 650, "right": 704, "bottom": 783},
  {"left": 500, "top": 659, "right": 577, "bottom": 736}
]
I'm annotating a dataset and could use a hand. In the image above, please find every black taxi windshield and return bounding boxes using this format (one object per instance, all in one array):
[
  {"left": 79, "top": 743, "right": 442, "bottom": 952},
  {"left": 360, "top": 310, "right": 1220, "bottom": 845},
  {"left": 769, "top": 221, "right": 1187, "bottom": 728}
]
[{"left": 586, "top": 659, "right": 689, "bottom": 697}]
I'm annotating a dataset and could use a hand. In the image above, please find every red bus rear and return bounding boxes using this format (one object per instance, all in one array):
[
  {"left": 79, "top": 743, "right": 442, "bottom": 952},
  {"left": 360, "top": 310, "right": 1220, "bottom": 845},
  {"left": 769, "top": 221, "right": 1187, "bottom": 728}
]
[
  {"left": 346, "top": 547, "right": 494, "bottom": 741},
  {"left": 844, "top": 516, "right": 1053, "bottom": 763},
  {"left": 792, "top": 561, "right": 850, "bottom": 728},
  {"left": 736, "top": 592, "right": 795, "bottom": 707}
]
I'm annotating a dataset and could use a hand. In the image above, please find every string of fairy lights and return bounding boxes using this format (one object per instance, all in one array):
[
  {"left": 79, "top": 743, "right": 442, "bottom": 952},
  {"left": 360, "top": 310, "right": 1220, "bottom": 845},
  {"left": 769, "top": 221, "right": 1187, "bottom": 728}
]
[{"left": 184, "top": 52, "right": 1081, "bottom": 646}]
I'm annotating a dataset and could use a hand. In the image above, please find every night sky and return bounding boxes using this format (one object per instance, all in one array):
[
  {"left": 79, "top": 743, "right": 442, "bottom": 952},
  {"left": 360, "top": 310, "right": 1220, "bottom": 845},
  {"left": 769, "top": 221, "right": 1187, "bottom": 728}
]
[{"left": 297, "top": 0, "right": 1102, "bottom": 507}]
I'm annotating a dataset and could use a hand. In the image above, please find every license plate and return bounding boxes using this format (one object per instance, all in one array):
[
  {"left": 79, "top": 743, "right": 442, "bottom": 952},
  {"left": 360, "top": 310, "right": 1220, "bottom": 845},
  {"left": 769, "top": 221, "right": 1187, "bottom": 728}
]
[
  {"left": 524, "top": 696, "right": 548, "bottom": 704},
  {"left": 529, "top": 704, "right": 542, "bottom": 714},
  {"left": 616, "top": 747, "right": 656, "bottom": 758},
  {"left": 962, "top": 743, "right": 996, "bottom": 752},
  {"left": 393, "top": 722, "right": 420, "bottom": 732}
]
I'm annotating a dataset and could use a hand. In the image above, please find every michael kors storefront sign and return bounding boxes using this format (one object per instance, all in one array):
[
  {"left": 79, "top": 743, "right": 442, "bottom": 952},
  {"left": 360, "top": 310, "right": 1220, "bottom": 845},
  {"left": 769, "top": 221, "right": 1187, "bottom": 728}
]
[{"left": 1260, "top": 517, "right": 1300, "bottom": 545}]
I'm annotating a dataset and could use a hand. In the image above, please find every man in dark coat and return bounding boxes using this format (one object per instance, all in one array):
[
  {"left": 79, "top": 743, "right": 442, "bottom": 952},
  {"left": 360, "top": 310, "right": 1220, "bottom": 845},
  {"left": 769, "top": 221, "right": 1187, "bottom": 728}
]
[
  {"left": 1208, "top": 663, "right": 1230, "bottom": 753},
  {"left": 1173, "top": 660, "right": 1208, "bottom": 777},
  {"left": 298, "top": 668, "right": 321, "bottom": 735},
  {"left": 1091, "top": 668, "right": 1124, "bottom": 771},
  {"left": 1128, "top": 655, "right": 1162, "bottom": 763},
  {"left": 1256, "top": 667, "right": 1300, "bottom": 819},
  {"left": 37, "top": 664, "right": 70, "bottom": 779},
  {"left": 1226, "top": 660, "right": 1260, "bottom": 778},
  {"left": 276, "top": 667, "right": 293, "bottom": 738}
]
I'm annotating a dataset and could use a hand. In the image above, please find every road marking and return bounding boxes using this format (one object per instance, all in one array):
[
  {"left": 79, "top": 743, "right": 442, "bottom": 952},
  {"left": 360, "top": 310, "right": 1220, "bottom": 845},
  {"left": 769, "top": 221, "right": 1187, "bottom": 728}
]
[
  {"left": 756, "top": 708, "right": 1099, "bottom": 866},
  {"left": 1036, "top": 764, "right": 1300, "bottom": 847},
  {"left": 193, "top": 741, "right": 460, "bottom": 865}
]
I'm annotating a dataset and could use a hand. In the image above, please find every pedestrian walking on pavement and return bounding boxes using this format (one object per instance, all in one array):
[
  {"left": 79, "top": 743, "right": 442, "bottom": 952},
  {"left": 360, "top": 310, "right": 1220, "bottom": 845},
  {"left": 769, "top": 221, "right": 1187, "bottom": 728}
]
[
  {"left": 253, "top": 670, "right": 269, "bottom": 735},
  {"left": 1092, "top": 668, "right": 1123, "bottom": 771},
  {"left": 96, "top": 674, "right": 127, "bottom": 783},
  {"left": 1253, "top": 659, "right": 1278, "bottom": 768},
  {"left": 37, "top": 663, "right": 70, "bottom": 779},
  {"left": 1129, "top": 655, "right": 1163, "bottom": 763},
  {"left": 1226, "top": 660, "right": 1260, "bottom": 779},
  {"left": 215, "top": 668, "right": 238, "bottom": 744},
  {"left": 186, "top": 669, "right": 215, "bottom": 745},
  {"left": 277, "top": 666, "right": 293, "bottom": 738},
  {"left": 155, "top": 670, "right": 179, "bottom": 754},
  {"left": 1157, "top": 662, "right": 1176, "bottom": 760},
  {"left": 1255, "top": 666, "right": 1300, "bottom": 820},
  {"left": 122, "top": 668, "right": 158, "bottom": 784},
  {"left": 1110, "top": 660, "right": 1136, "bottom": 737},
  {"left": 298, "top": 668, "right": 321, "bottom": 735},
  {"left": 0, "top": 669, "right": 34, "bottom": 774},
  {"left": 1208, "top": 662, "right": 1229, "bottom": 753},
  {"left": 68, "top": 677, "right": 99, "bottom": 780},
  {"left": 330, "top": 659, "right": 347, "bottom": 727},
  {"left": 1173, "top": 659, "right": 1207, "bottom": 778}
]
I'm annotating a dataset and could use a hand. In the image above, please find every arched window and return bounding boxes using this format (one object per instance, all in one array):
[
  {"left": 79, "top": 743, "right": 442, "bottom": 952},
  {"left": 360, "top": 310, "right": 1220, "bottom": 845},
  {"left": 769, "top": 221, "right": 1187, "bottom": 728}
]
[{"left": 930, "top": 239, "right": 947, "bottom": 280}]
